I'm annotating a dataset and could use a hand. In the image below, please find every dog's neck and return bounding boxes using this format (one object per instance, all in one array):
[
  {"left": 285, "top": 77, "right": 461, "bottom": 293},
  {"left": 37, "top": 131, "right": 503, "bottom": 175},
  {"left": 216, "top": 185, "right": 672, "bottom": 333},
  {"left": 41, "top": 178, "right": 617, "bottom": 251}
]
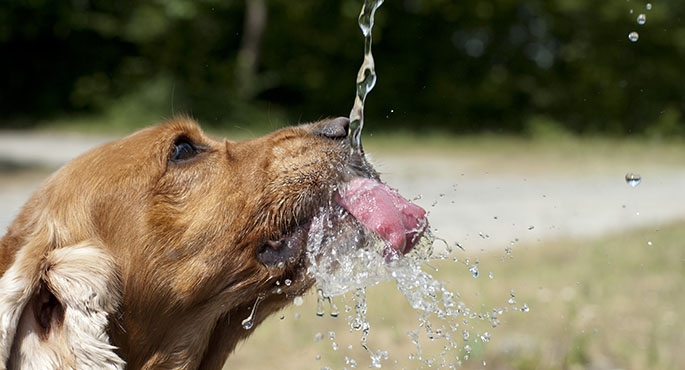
[{"left": 110, "top": 294, "right": 293, "bottom": 369}]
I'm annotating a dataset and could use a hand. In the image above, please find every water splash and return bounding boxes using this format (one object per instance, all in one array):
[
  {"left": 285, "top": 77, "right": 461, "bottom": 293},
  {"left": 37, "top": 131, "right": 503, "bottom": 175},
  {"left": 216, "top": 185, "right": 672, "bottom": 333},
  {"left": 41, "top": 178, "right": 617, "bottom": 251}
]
[
  {"left": 349, "top": 0, "right": 384, "bottom": 155},
  {"left": 307, "top": 204, "right": 437, "bottom": 297}
]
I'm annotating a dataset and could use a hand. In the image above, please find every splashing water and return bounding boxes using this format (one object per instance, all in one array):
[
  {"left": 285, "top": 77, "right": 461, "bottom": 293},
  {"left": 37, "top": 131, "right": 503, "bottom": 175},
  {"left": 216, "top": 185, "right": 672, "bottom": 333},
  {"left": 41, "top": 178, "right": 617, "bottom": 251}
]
[
  {"left": 305, "top": 206, "right": 515, "bottom": 367},
  {"left": 349, "top": 0, "right": 384, "bottom": 155},
  {"left": 306, "top": 204, "right": 437, "bottom": 297}
]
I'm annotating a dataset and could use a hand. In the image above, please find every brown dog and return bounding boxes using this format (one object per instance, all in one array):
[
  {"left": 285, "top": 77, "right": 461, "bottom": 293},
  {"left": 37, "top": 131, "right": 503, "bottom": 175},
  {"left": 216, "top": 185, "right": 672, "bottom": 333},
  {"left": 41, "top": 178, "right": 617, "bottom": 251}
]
[{"left": 0, "top": 117, "right": 426, "bottom": 369}]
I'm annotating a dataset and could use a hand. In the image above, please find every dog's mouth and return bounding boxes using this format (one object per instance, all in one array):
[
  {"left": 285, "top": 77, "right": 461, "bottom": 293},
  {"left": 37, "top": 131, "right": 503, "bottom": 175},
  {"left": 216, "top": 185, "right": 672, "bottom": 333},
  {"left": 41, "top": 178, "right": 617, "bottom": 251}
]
[{"left": 256, "top": 223, "right": 310, "bottom": 268}]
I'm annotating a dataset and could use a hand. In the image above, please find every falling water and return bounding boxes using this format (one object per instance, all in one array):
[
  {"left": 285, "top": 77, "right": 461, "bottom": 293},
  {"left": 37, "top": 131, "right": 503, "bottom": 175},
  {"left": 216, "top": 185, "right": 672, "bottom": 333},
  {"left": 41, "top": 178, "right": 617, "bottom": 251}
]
[
  {"left": 628, "top": 3, "right": 651, "bottom": 43},
  {"left": 241, "top": 294, "right": 265, "bottom": 330},
  {"left": 349, "top": 0, "right": 384, "bottom": 155}
]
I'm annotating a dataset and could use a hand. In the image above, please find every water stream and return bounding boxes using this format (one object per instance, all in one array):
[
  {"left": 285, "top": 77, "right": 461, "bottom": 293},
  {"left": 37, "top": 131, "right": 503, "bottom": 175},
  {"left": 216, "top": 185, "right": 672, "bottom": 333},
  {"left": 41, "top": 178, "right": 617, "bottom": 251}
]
[{"left": 348, "top": 0, "right": 384, "bottom": 155}]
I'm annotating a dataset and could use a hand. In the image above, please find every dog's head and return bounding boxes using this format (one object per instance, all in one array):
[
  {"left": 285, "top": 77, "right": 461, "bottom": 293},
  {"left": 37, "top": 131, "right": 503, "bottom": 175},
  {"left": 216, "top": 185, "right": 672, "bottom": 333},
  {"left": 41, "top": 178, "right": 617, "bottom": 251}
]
[{"left": 0, "top": 117, "right": 426, "bottom": 369}]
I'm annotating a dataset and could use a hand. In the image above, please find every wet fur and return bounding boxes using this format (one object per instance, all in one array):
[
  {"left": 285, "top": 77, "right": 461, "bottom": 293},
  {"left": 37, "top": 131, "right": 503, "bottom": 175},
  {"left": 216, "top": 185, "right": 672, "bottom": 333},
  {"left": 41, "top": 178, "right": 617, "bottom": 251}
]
[{"left": 0, "top": 117, "right": 353, "bottom": 369}]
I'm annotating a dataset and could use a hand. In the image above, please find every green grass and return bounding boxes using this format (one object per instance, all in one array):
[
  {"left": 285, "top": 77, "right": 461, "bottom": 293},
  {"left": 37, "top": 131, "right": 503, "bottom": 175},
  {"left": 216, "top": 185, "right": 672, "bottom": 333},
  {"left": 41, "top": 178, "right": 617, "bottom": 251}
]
[{"left": 224, "top": 221, "right": 685, "bottom": 369}]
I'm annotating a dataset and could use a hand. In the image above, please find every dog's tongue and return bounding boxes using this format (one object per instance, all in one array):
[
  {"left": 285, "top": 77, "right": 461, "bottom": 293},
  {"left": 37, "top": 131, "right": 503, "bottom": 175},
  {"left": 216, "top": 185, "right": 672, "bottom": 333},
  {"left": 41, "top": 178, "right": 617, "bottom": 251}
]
[{"left": 336, "top": 177, "right": 427, "bottom": 255}]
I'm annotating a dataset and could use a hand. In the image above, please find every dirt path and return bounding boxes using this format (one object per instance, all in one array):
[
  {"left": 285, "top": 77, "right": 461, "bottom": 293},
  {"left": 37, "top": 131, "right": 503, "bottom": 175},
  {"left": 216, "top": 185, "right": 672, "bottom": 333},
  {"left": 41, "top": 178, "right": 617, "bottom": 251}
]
[
  {"left": 2, "top": 131, "right": 684, "bottom": 252},
  {"left": 376, "top": 153, "right": 685, "bottom": 251}
]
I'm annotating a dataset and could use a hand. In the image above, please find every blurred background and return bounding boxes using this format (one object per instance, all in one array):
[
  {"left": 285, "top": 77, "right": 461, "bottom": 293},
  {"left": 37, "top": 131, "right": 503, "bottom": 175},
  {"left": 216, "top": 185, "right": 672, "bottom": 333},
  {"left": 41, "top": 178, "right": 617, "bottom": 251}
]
[
  {"left": 2, "top": 1, "right": 685, "bottom": 369},
  {"left": 1, "top": 0, "right": 683, "bottom": 135}
]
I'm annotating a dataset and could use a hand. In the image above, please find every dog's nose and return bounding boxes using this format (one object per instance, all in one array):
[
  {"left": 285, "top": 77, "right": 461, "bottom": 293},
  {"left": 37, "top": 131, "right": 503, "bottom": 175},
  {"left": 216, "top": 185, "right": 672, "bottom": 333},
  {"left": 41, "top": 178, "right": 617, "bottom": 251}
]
[{"left": 314, "top": 117, "right": 349, "bottom": 140}]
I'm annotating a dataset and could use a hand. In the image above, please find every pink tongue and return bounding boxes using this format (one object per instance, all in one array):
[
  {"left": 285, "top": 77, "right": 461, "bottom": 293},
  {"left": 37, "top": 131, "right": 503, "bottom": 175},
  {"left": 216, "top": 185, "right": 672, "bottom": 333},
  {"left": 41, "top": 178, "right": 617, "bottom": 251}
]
[{"left": 335, "top": 177, "right": 427, "bottom": 255}]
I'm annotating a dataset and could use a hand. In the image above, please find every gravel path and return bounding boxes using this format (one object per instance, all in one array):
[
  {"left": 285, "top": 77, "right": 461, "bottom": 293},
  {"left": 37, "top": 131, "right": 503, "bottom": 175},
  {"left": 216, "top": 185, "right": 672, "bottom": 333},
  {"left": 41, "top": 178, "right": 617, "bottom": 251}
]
[{"left": 2, "top": 131, "right": 684, "bottom": 252}]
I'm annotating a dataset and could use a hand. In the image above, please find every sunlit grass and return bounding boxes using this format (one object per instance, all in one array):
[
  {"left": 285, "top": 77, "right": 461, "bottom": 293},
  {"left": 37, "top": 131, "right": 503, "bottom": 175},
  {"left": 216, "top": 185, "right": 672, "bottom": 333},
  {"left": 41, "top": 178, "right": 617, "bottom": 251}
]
[{"left": 224, "top": 220, "right": 685, "bottom": 369}]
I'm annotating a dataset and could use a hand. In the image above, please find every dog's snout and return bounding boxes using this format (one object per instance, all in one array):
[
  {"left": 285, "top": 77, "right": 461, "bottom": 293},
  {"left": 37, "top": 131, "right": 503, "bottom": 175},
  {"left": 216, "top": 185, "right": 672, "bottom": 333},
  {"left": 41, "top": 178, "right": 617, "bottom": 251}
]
[{"left": 314, "top": 117, "right": 350, "bottom": 140}]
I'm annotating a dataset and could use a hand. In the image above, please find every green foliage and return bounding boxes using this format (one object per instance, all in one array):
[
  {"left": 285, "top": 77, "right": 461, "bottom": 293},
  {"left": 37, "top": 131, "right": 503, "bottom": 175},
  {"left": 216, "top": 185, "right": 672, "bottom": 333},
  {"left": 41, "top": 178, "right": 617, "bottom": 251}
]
[{"left": 1, "top": 0, "right": 683, "bottom": 135}]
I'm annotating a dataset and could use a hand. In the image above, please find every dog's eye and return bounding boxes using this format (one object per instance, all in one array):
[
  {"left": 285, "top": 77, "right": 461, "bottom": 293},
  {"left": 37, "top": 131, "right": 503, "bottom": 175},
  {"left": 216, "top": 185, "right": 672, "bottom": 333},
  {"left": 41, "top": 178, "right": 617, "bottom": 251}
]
[{"left": 170, "top": 139, "right": 198, "bottom": 162}]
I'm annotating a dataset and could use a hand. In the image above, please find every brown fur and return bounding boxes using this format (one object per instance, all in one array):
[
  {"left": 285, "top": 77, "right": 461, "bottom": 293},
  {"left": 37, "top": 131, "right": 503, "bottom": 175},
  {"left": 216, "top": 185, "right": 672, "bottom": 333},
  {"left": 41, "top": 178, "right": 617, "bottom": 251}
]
[{"left": 0, "top": 117, "right": 361, "bottom": 369}]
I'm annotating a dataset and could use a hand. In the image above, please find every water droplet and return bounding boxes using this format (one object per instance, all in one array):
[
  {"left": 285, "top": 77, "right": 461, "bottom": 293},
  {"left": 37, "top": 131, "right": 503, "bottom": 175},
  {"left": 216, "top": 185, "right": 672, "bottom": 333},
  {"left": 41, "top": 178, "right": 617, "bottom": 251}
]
[
  {"left": 508, "top": 290, "right": 516, "bottom": 305},
  {"left": 345, "top": 356, "right": 358, "bottom": 368},
  {"left": 314, "top": 332, "right": 324, "bottom": 342},
  {"left": 625, "top": 172, "right": 642, "bottom": 187},
  {"left": 488, "top": 271, "right": 494, "bottom": 279},
  {"left": 637, "top": 13, "right": 646, "bottom": 25},
  {"left": 521, "top": 303, "right": 530, "bottom": 312},
  {"left": 293, "top": 296, "right": 304, "bottom": 306},
  {"left": 647, "top": 241, "right": 653, "bottom": 246},
  {"left": 628, "top": 31, "right": 639, "bottom": 42},
  {"left": 316, "top": 289, "right": 326, "bottom": 317},
  {"left": 462, "top": 329, "right": 470, "bottom": 341},
  {"left": 469, "top": 265, "right": 479, "bottom": 278},
  {"left": 646, "top": 3, "right": 652, "bottom": 10},
  {"left": 284, "top": 278, "right": 292, "bottom": 286},
  {"left": 241, "top": 295, "right": 265, "bottom": 330},
  {"left": 241, "top": 318, "right": 253, "bottom": 330},
  {"left": 480, "top": 332, "right": 491, "bottom": 342},
  {"left": 330, "top": 302, "right": 340, "bottom": 318}
]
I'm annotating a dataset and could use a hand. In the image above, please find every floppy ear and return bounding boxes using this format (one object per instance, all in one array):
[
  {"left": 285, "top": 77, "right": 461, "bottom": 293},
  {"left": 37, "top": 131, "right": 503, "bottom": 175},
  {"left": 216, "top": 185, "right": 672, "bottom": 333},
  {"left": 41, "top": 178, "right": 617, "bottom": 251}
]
[{"left": 0, "top": 240, "right": 125, "bottom": 370}]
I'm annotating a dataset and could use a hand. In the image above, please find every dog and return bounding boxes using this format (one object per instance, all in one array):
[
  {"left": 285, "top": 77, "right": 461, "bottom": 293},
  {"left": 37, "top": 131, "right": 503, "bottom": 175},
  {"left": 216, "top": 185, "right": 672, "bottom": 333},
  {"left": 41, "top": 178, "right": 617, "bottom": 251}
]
[{"left": 0, "top": 117, "right": 427, "bottom": 369}]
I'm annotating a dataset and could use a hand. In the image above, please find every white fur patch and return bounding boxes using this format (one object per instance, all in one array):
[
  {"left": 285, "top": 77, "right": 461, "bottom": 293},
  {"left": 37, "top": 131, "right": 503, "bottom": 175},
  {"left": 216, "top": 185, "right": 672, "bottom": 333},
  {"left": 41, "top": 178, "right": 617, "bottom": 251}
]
[{"left": 1, "top": 242, "right": 125, "bottom": 370}]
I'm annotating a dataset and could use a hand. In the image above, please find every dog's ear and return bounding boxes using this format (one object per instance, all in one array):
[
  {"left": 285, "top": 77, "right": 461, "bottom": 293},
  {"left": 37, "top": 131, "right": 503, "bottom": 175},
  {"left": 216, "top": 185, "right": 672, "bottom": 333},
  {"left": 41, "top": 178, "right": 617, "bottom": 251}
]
[{"left": 0, "top": 239, "right": 125, "bottom": 370}]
